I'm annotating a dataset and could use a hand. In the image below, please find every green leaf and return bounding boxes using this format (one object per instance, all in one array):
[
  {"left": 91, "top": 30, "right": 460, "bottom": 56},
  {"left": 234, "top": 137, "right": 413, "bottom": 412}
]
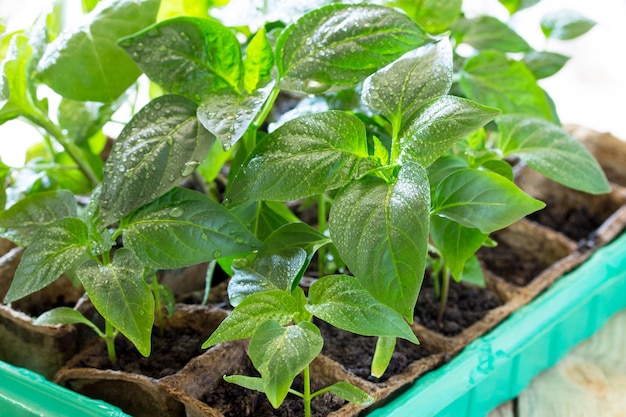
[
  {"left": 454, "top": 16, "right": 531, "bottom": 52},
  {"left": 225, "top": 111, "right": 375, "bottom": 204},
  {"left": 223, "top": 375, "right": 265, "bottom": 393},
  {"left": 362, "top": 39, "right": 453, "bottom": 134},
  {"left": 460, "top": 50, "right": 555, "bottom": 121},
  {"left": 249, "top": 320, "right": 323, "bottom": 408},
  {"left": 323, "top": 382, "right": 375, "bottom": 406},
  {"left": 37, "top": 0, "right": 160, "bottom": 102},
  {"left": 399, "top": 95, "right": 500, "bottom": 166},
  {"left": 522, "top": 51, "right": 570, "bottom": 80},
  {"left": 0, "top": 190, "right": 77, "bottom": 246},
  {"left": 243, "top": 27, "right": 274, "bottom": 94},
  {"left": 0, "top": 161, "right": 8, "bottom": 209},
  {"left": 495, "top": 114, "right": 610, "bottom": 194},
  {"left": 371, "top": 336, "right": 396, "bottom": 378},
  {"left": 123, "top": 187, "right": 261, "bottom": 269},
  {"left": 541, "top": 10, "right": 596, "bottom": 40},
  {"left": 197, "top": 80, "right": 275, "bottom": 150},
  {"left": 427, "top": 155, "right": 468, "bottom": 190},
  {"left": 57, "top": 97, "right": 123, "bottom": 144},
  {"left": 119, "top": 16, "right": 242, "bottom": 98},
  {"left": 78, "top": 248, "right": 154, "bottom": 357},
  {"left": 157, "top": 0, "right": 223, "bottom": 20},
  {"left": 197, "top": 138, "right": 233, "bottom": 183},
  {"left": 429, "top": 216, "right": 488, "bottom": 281},
  {"left": 389, "top": 0, "right": 462, "bottom": 34},
  {"left": 227, "top": 248, "right": 307, "bottom": 307},
  {"left": 230, "top": 200, "right": 299, "bottom": 242},
  {"left": 431, "top": 168, "right": 545, "bottom": 233},
  {"left": 33, "top": 307, "right": 103, "bottom": 336},
  {"left": 460, "top": 255, "right": 485, "bottom": 286},
  {"left": 307, "top": 275, "right": 418, "bottom": 342},
  {"left": 4, "top": 217, "right": 89, "bottom": 303},
  {"left": 276, "top": 4, "right": 429, "bottom": 93},
  {"left": 498, "top": 0, "right": 540, "bottom": 14},
  {"left": 328, "top": 162, "right": 430, "bottom": 319},
  {"left": 0, "top": 34, "right": 37, "bottom": 123},
  {"left": 203, "top": 290, "right": 299, "bottom": 347},
  {"left": 480, "top": 159, "right": 515, "bottom": 181},
  {"left": 98, "top": 95, "right": 214, "bottom": 224}
]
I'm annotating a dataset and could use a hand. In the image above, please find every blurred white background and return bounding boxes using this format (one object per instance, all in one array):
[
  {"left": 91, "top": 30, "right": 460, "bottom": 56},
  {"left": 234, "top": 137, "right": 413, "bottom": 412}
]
[{"left": 0, "top": 0, "right": 624, "bottom": 167}]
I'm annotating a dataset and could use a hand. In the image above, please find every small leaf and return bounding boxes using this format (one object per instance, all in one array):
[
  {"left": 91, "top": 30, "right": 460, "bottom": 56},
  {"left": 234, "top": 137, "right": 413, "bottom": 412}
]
[
  {"left": 224, "top": 375, "right": 265, "bottom": 393},
  {"left": 243, "top": 27, "right": 274, "bottom": 94},
  {"left": 230, "top": 200, "right": 300, "bottom": 242},
  {"left": 249, "top": 320, "right": 323, "bottom": 408},
  {"left": 460, "top": 255, "right": 485, "bottom": 286},
  {"left": 495, "top": 114, "right": 610, "bottom": 194},
  {"left": 37, "top": 0, "right": 160, "bottom": 102},
  {"left": 4, "top": 218, "right": 89, "bottom": 303},
  {"left": 33, "top": 307, "right": 103, "bottom": 336},
  {"left": 203, "top": 291, "right": 299, "bottom": 348},
  {"left": 522, "top": 51, "right": 570, "bottom": 80},
  {"left": 276, "top": 4, "right": 428, "bottom": 93},
  {"left": 362, "top": 39, "right": 453, "bottom": 134},
  {"left": 98, "top": 95, "right": 214, "bottom": 224},
  {"left": 123, "top": 187, "right": 261, "bottom": 269},
  {"left": 328, "top": 162, "right": 430, "bottom": 319},
  {"left": 57, "top": 97, "right": 124, "bottom": 144},
  {"left": 307, "top": 275, "right": 417, "bottom": 342},
  {"left": 454, "top": 16, "right": 531, "bottom": 52},
  {"left": 390, "top": 0, "right": 462, "bottom": 34},
  {"left": 0, "top": 190, "right": 77, "bottom": 246},
  {"left": 371, "top": 336, "right": 396, "bottom": 378},
  {"left": 498, "top": 0, "right": 540, "bottom": 14},
  {"left": 78, "top": 248, "right": 154, "bottom": 357},
  {"left": 541, "top": 10, "right": 596, "bottom": 40},
  {"left": 399, "top": 95, "right": 500, "bottom": 166},
  {"left": 228, "top": 248, "right": 307, "bottom": 307},
  {"left": 264, "top": 223, "right": 331, "bottom": 256},
  {"left": 432, "top": 168, "right": 546, "bottom": 233},
  {"left": 0, "top": 34, "right": 38, "bottom": 124},
  {"left": 324, "top": 382, "right": 375, "bottom": 406},
  {"left": 225, "top": 111, "right": 375, "bottom": 204},
  {"left": 460, "top": 50, "right": 555, "bottom": 121},
  {"left": 119, "top": 16, "right": 242, "bottom": 98},
  {"left": 197, "top": 80, "right": 275, "bottom": 150}
]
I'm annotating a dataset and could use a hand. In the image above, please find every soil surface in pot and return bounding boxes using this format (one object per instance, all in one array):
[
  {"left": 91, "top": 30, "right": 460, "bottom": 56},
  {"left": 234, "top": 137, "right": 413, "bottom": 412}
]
[
  {"left": 414, "top": 276, "right": 502, "bottom": 336},
  {"left": 71, "top": 325, "right": 209, "bottom": 379},
  {"left": 200, "top": 356, "right": 345, "bottom": 417},
  {"left": 316, "top": 319, "right": 430, "bottom": 383},
  {"left": 477, "top": 239, "right": 546, "bottom": 286}
]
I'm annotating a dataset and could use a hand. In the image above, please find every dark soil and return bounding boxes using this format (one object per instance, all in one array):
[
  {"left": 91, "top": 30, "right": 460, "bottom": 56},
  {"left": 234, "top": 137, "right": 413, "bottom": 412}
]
[
  {"left": 316, "top": 319, "right": 430, "bottom": 382},
  {"left": 526, "top": 202, "right": 610, "bottom": 242},
  {"left": 414, "top": 275, "right": 502, "bottom": 336},
  {"left": 201, "top": 355, "right": 345, "bottom": 417},
  {"left": 477, "top": 239, "right": 546, "bottom": 286}
]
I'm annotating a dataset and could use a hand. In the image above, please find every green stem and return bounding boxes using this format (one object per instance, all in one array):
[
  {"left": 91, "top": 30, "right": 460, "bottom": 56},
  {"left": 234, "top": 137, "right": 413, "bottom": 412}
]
[
  {"left": 23, "top": 111, "right": 100, "bottom": 186},
  {"left": 303, "top": 365, "right": 312, "bottom": 417},
  {"left": 104, "top": 320, "right": 118, "bottom": 366},
  {"left": 436, "top": 266, "right": 450, "bottom": 327},
  {"left": 201, "top": 260, "right": 216, "bottom": 305},
  {"left": 151, "top": 276, "right": 164, "bottom": 337},
  {"left": 317, "top": 193, "right": 327, "bottom": 277}
]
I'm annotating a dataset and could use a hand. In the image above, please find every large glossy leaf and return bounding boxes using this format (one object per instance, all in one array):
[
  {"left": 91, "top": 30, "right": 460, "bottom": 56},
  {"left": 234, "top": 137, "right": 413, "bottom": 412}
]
[
  {"left": 431, "top": 168, "right": 545, "bottom": 233},
  {"left": 276, "top": 4, "right": 428, "bottom": 93},
  {"left": 541, "top": 10, "right": 596, "bottom": 40},
  {"left": 399, "top": 95, "right": 500, "bottom": 166},
  {"left": 225, "top": 111, "right": 375, "bottom": 204},
  {"left": 328, "top": 162, "right": 430, "bottom": 319},
  {"left": 78, "top": 248, "right": 154, "bottom": 356},
  {"left": 249, "top": 320, "right": 323, "bottom": 408},
  {"left": 307, "top": 275, "right": 418, "bottom": 342},
  {"left": 98, "top": 95, "right": 214, "bottom": 224},
  {"left": 454, "top": 16, "right": 531, "bottom": 53},
  {"left": 123, "top": 187, "right": 261, "bottom": 270},
  {"left": 197, "top": 80, "right": 275, "bottom": 150},
  {"left": 0, "top": 190, "right": 77, "bottom": 246},
  {"left": 389, "top": 0, "right": 461, "bottom": 34},
  {"left": 429, "top": 216, "right": 488, "bottom": 281},
  {"left": 495, "top": 115, "right": 610, "bottom": 194},
  {"left": 119, "top": 16, "right": 242, "bottom": 99},
  {"left": 460, "top": 51, "right": 554, "bottom": 121},
  {"left": 362, "top": 40, "right": 453, "bottom": 134},
  {"left": 203, "top": 290, "right": 299, "bottom": 348},
  {"left": 4, "top": 218, "right": 89, "bottom": 302},
  {"left": 37, "top": 0, "right": 160, "bottom": 102},
  {"left": 227, "top": 248, "right": 307, "bottom": 307}
]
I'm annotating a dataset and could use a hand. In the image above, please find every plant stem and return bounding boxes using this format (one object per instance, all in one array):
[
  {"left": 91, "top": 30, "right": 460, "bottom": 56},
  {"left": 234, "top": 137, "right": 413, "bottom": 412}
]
[
  {"left": 436, "top": 266, "right": 450, "bottom": 327},
  {"left": 303, "top": 365, "right": 312, "bottom": 417},
  {"left": 201, "top": 260, "right": 216, "bottom": 305},
  {"left": 317, "top": 193, "right": 327, "bottom": 277},
  {"left": 151, "top": 276, "right": 164, "bottom": 337},
  {"left": 104, "top": 320, "right": 117, "bottom": 366}
]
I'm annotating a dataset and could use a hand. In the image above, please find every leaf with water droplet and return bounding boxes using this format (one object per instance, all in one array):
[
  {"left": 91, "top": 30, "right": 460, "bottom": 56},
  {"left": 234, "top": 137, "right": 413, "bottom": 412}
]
[
  {"left": 226, "top": 111, "right": 377, "bottom": 204},
  {"left": 328, "top": 162, "right": 430, "bottom": 320},
  {"left": 276, "top": 4, "right": 429, "bottom": 93},
  {"left": 197, "top": 80, "right": 275, "bottom": 150},
  {"left": 98, "top": 95, "right": 214, "bottom": 225},
  {"left": 118, "top": 16, "right": 242, "bottom": 99},
  {"left": 77, "top": 248, "right": 154, "bottom": 357},
  {"left": 37, "top": 0, "right": 159, "bottom": 102},
  {"left": 123, "top": 187, "right": 262, "bottom": 269}
]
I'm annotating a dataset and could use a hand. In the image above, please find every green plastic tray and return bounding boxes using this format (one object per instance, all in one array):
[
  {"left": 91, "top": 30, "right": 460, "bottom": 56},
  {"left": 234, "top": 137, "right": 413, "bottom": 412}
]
[{"left": 368, "top": 231, "right": 626, "bottom": 417}]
